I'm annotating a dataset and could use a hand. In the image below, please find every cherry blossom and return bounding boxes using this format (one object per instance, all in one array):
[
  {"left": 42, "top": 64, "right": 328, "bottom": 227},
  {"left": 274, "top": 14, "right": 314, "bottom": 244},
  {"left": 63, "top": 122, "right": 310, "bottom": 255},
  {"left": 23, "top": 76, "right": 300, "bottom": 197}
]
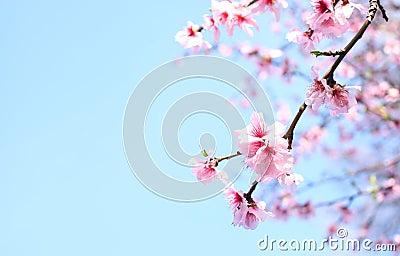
[
  {"left": 211, "top": 0, "right": 234, "bottom": 25},
  {"left": 203, "top": 14, "right": 220, "bottom": 42},
  {"left": 384, "top": 39, "right": 400, "bottom": 64},
  {"left": 304, "top": 0, "right": 364, "bottom": 38},
  {"left": 189, "top": 156, "right": 218, "bottom": 184},
  {"left": 176, "top": 0, "right": 400, "bottom": 238},
  {"left": 223, "top": 186, "right": 272, "bottom": 229},
  {"left": 335, "top": 0, "right": 366, "bottom": 19},
  {"left": 277, "top": 172, "right": 304, "bottom": 186},
  {"left": 286, "top": 28, "right": 323, "bottom": 51},
  {"left": 226, "top": 3, "right": 259, "bottom": 36},
  {"left": 174, "top": 21, "right": 212, "bottom": 52},
  {"left": 296, "top": 201, "right": 315, "bottom": 219},
  {"left": 305, "top": 0, "right": 349, "bottom": 38},
  {"left": 305, "top": 66, "right": 326, "bottom": 110},
  {"left": 224, "top": 186, "right": 245, "bottom": 212},
  {"left": 250, "top": 0, "right": 289, "bottom": 20},
  {"left": 339, "top": 205, "right": 353, "bottom": 223},
  {"left": 324, "top": 81, "right": 359, "bottom": 116},
  {"left": 297, "top": 125, "right": 327, "bottom": 153},
  {"left": 305, "top": 67, "right": 360, "bottom": 116},
  {"left": 236, "top": 112, "right": 294, "bottom": 183}
]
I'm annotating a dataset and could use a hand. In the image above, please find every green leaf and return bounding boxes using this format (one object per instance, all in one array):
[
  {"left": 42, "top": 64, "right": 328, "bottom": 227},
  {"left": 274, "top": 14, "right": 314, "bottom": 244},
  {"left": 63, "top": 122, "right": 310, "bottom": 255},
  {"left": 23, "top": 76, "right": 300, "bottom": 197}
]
[
  {"left": 310, "top": 50, "right": 321, "bottom": 56},
  {"left": 201, "top": 149, "right": 208, "bottom": 157}
]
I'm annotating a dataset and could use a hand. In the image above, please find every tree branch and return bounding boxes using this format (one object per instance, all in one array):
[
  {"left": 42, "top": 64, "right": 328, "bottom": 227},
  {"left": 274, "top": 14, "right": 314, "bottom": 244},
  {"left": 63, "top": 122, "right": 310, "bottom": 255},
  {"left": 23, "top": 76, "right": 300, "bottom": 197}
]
[
  {"left": 282, "top": 0, "right": 388, "bottom": 149},
  {"left": 282, "top": 102, "right": 307, "bottom": 150},
  {"left": 323, "top": 0, "right": 385, "bottom": 81},
  {"left": 244, "top": 181, "right": 259, "bottom": 203},
  {"left": 310, "top": 49, "right": 345, "bottom": 57},
  {"left": 245, "top": 0, "right": 259, "bottom": 7},
  {"left": 215, "top": 151, "right": 242, "bottom": 163}
]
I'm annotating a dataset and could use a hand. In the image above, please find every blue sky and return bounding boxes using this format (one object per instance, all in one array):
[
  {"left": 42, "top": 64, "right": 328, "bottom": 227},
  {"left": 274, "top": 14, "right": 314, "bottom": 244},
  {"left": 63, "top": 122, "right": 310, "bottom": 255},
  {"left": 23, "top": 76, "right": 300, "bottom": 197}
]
[{"left": 1, "top": 1, "right": 389, "bottom": 255}]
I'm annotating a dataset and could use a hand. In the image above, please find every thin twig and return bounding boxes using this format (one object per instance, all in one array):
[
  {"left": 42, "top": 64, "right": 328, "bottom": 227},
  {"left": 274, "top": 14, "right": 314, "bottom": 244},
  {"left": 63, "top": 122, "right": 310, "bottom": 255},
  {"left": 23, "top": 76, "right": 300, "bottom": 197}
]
[
  {"left": 310, "top": 49, "right": 345, "bottom": 57},
  {"left": 282, "top": 0, "right": 386, "bottom": 149},
  {"left": 282, "top": 102, "right": 307, "bottom": 150},
  {"left": 215, "top": 151, "right": 242, "bottom": 163},
  {"left": 245, "top": 0, "right": 259, "bottom": 7},
  {"left": 377, "top": 0, "right": 389, "bottom": 21},
  {"left": 312, "top": 190, "right": 365, "bottom": 208}
]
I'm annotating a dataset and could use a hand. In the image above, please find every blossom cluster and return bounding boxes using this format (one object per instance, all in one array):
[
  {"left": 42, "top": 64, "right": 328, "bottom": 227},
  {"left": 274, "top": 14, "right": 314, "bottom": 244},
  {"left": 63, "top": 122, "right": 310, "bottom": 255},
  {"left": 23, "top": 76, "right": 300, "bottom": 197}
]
[
  {"left": 305, "top": 67, "right": 360, "bottom": 116},
  {"left": 178, "top": 0, "right": 398, "bottom": 237},
  {"left": 215, "top": 42, "right": 298, "bottom": 81},
  {"left": 287, "top": 0, "right": 365, "bottom": 50},
  {"left": 189, "top": 112, "right": 302, "bottom": 229},
  {"left": 175, "top": 0, "right": 288, "bottom": 52},
  {"left": 236, "top": 112, "right": 300, "bottom": 184},
  {"left": 188, "top": 156, "right": 219, "bottom": 184},
  {"left": 223, "top": 186, "right": 273, "bottom": 229}
]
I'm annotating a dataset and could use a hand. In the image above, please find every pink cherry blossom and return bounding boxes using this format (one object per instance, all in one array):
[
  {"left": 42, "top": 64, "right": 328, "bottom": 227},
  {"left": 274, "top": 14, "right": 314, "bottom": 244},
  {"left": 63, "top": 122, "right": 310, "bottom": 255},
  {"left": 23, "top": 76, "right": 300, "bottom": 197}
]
[
  {"left": 384, "top": 39, "right": 400, "bottom": 64},
  {"left": 250, "top": 0, "right": 288, "bottom": 20},
  {"left": 226, "top": 3, "right": 259, "bottom": 37},
  {"left": 305, "top": 0, "right": 350, "bottom": 38},
  {"left": 296, "top": 200, "right": 315, "bottom": 219},
  {"left": 223, "top": 186, "right": 272, "bottom": 230},
  {"left": 344, "top": 105, "right": 360, "bottom": 121},
  {"left": 335, "top": 0, "right": 366, "bottom": 19},
  {"left": 211, "top": 0, "right": 233, "bottom": 25},
  {"left": 174, "top": 21, "right": 212, "bottom": 52},
  {"left": 203, "top": 14, "right": 220, "bottom": 42},
  {"left": 305, "top": 66, "right": 326, "bottom": 110},
  {"left": 218, "top": 44, "right": 233, "bottom": 56},
  {"left": 337, "top": 62, "right": 356, "bottom": 78},
  {"left": 223, "top": 186, "right": 245, "bottom": 211},
  {"left": 215, "top": 170, "right": 230, "bottom": 185},
  {"left": 286, "top": 28, "right": 323, "bottom": 51},
  {"left": 189, "top": 157, "right": 218, "bottom": 184},
  {"left": 244, "top": 202, "right": 272, "bottom": 230},
  {"left": 235, "top": 112, "right": 294, "bottom": 183},
  {"left": 305, "top": 67, "right": 360, "bottom": 116},
  {"left": 277, "top": 172, "right": 304, "bottom": 186},
  {"left": 339, "top": 205, "right": 353, "bottom": 223},
  {"left": 305, "top": 0, "right": 335, "bottom": 27},
  {"left": 210, "top": 0, "right": 259, "bottom": 37},
  {"left": 256, "top": 48, "right": 283, "bottom": 79},
  {"left": 324, "top": 81, "right": 359, "bottom": 116},
  {"left": 298, "top": 125, "right": 327, "bottom": 153}
]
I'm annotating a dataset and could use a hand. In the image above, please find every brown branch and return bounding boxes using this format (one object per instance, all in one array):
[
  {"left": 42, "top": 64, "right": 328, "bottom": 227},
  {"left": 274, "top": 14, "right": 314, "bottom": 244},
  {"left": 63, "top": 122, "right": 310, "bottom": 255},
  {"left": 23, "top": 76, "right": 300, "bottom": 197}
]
[
  {"left": 244, "top": 181, "right": 259, "bottom": 203},
  {"left": 310, "top": 49, "right": 345, "bottom": 57},
  {"left": 215, "top": 151, "right": 242, "bottom": 163},
  {"left": 348, "top": 154, "right": 400, "bottom": 175},
  {"left": 377, "top": 0, "right": 389, "bottom": 21},
  {"left": 282, "top": 0, "right": 387, "bottom": 149},
  {"left": 282, "top": 102, "right": 307, "bottom": 150},
  {"left": 323, "top": 0, "right": 384, "bottom": 81},
  {"left": 296, "top": 154, "right": 400, "bottom": 192},
  {"left": 245, "top": 0, "right": 259, "bottom": 8},
  {"left": 301, "top": 183, "right": 394, "bottom": 208}
]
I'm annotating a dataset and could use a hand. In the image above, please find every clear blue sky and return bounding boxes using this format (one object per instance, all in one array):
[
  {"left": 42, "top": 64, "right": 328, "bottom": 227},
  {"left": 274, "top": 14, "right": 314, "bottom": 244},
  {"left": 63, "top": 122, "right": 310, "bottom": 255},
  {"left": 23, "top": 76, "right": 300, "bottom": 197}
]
[{"left": 0, "top": 1, "right": 383, "bottom": 255}]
